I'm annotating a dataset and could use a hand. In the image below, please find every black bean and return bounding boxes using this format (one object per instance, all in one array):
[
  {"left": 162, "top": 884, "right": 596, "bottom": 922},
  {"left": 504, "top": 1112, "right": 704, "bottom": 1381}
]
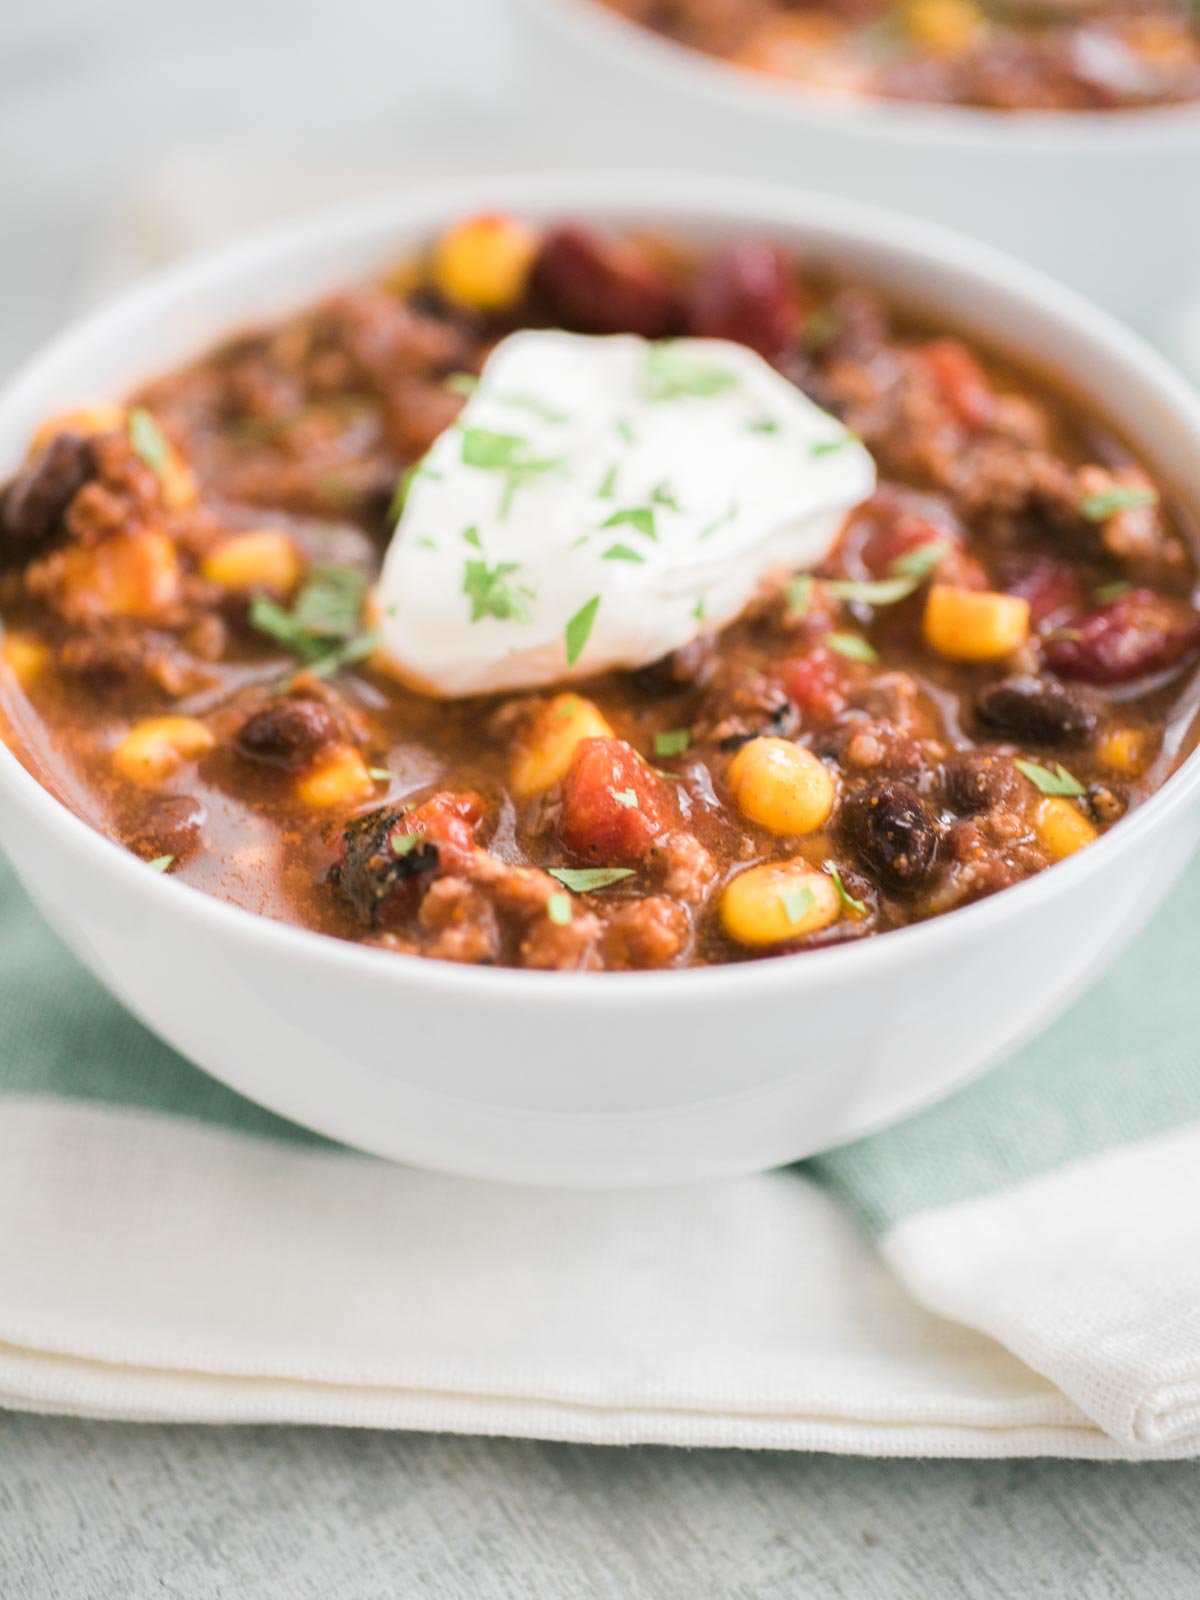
[
  {"left": 1, "top": 432, "right": 94, "bottom": 557},
  {"left": 941, "top": 751, "right": 1022, "bottom": 815},
  {"left": 330, "top": 806, "right": 439, "bottom": 929},
  {"left": 841, "top": 780, "right": 938, "bottom": 891},
  {"left": 235, "top": 698, "right": 342, "bottom": 771},
  {"left": 976, "top": 675, "right": 1099, "bottom": 746}
]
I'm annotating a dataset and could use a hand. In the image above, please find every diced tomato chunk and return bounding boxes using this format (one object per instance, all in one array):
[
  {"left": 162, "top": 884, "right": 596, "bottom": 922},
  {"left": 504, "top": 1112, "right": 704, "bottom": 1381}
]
[
  {"left": 1001, "top": 555, "right": 1083, "bottom": 630},
  {"left": 781, "top": 645, "right": 848, "bottom": 724},
  {"left": 1045, "top": 589, "right": 1200, "bottom": 684},
  {"left": 558, "top": 738, "right": 675, "bottom": 864},
  {"left": 688, "top": 241, "right": 799, "bottom": 360},
  {"left": 918, "top": 339, "right": 995, "bottom": 431},
  {"left": 531, "top": 225, "right": 677, "bottom": 338},
  {"left": 399, "top": 790, "right": 486, "bottom": 852}
]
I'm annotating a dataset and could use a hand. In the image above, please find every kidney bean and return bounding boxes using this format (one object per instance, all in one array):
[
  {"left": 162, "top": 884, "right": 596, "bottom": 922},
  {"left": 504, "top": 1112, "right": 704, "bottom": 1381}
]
[
  {"left": 999, "top": 555, "right": 1082, "bottom": 630},
  {"left": 531, "top": 225, "right": 677, "bottom": 338},
  {"left": 941, "top": 752, "right": 1022, "bottom": 815},
  {"left": 842, "top": 780, "right": 938, "bottom": 891},
  {"left": 976, "top": 674, "right": 1099, "bottom": 746},
  {"left": 234, "top": 697, "right": 343, "bottom": 771},
  {"left": 1044, "top": 589, "right": 1200, "bottom": 684},
  {"left": 1, "top": 433, "right": 94, "bottom": 557},
  {"left": 687, "top": 241, "right": 799, "bottom": 360}
]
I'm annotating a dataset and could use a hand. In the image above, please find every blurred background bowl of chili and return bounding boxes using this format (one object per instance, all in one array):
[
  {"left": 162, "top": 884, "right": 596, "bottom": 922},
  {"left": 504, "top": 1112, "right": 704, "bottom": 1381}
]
[
  {"left": 3, "top": 174, "right": 1200, "bottom": 1186},
  {"left": 516, "top": 0, "right": 1200, "bottom": 363}
]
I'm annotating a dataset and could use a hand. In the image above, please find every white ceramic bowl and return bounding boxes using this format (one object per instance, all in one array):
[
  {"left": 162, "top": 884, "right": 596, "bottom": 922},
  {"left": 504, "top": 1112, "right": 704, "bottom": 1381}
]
[
  {"left": 2, "top": 174, "right": 1200, "bottom": 1187},
  {"left": 516, "top": 0, "right": 1200, "bottom": 355}
]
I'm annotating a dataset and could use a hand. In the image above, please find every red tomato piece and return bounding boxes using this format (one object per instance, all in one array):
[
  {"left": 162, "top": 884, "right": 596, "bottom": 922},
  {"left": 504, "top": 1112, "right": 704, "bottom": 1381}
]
[
  {"left": 558, "top": 739, "right": 675, "bottom": 864},
  {"left": 397, "top": 790, "right": 486, "bottom": 852},
  {"left": 1045, "top": 589, "right": 1200, "bottom": 684},
  {"left": 781, "top": 645, "right": 849, "bottom": 724},
  {"left": 688, "top": 241, "right": 799, "bottom": 360},
  {"left": 918, "top": 339, "right": 995, "bottom": 431}
]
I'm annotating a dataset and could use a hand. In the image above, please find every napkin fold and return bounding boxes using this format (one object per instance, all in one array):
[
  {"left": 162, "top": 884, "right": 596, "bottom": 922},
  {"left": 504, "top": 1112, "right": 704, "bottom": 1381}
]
[{"left": 1, "top": 847, "right": 1198, "bottom": 1459}]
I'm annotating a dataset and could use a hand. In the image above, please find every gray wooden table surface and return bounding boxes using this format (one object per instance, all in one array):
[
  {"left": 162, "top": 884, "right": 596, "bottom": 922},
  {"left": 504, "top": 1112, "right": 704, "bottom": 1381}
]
[
  {"left": 4, "top": 4, "right": 1199, "bottom": 1593},
  {"left": 3, "top": 1413, "right": 1199, "bottom": 1596}
]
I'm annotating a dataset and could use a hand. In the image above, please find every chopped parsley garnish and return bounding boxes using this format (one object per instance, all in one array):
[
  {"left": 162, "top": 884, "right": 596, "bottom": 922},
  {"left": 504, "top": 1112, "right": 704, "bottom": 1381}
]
[
  {"left": 1014, "top": 759, "right": 1087, "bottom": 797},
  {"left": 459, "top": 426, "right": 564, "bottom": 518},
  {"left": 565, "top": 595, "right": 600, "bottom": 667},
  {"left": 779, "top": 886, "right": 815, "bottom": 927},
  {"left": 463, "top": 558, "right": 535, "bottom": 624},
  {"left": 650, "top": 480, "right": 682, "bottom": 512},
  {"left": 390, "top": 832, "right": 423, "bottom": 857},
  {"left": 653, "top": 728, "right": 690, "bottom": 757},
  {"left": 811, "top": 433, "right": 856, "bottom": 458},
  {"left": 368, "top": 767, "right": 395, "bottom": 783},
  {"left": 416, "top": 536, "right": 437, "bottom": 550},
  {"left": 460, "top": 427, "right": 527, "bottom": 469},
  {"left": 462, "top": 525, "right": 483, "bottom": 549},
  {"left": 128, "top": 407, "right": 169, "bottom": 476},
  {"left": 389, "top": 457, "right": 441, "bottom": 524},
  {"left": 692, "top": 596, "right": 706, "bottom": 622},
  {"left": 785, "top": 575, "right": 814, "bottom": 618},
  {"left": 698, "top": 500, "right": 738, "bottom": 542},
  {"left": 547, "top": 892, "right": 573, "bottom": 926},
  {"left": 548, "top": 867, "right": 635, "bottom": 892},
  {"left": 596, "top": 464, "right": 619, "bottom": 500},
  {"left": 614, "top": 417, "right": 636, "bottom": 444},
  {"left": 747, "top": 418, "right": 780, "bottom": 435},
  {"left": 826, "top": 632, "right": 878, "bottom": 664},
  {"left": 826, "top": 575, "right": 919, "bottom": 606},
  {"left": 495, "top": 391, "right": 569, "bottom": 425},
  {"left": 890, "top": 540, "right": 950, "bottom": 583},
  {"left": 147, "top": 854, "right": 175, "bottom": 873},
  {"left": 1094, "top": 579, "right": 1133, "bottom": 604},
  {"left": 825, "top": 861, "right": 867, "bottom": 916},
  {"left": 249, "top": 563, "right": 377, "bottom": 678},
  {"left": 445, "top": 372, "right": 479, "bottom": 397},
  {"left": 610, "top": 787, "right": 638, "bottom": 808},
  {"left": 1078, "top": 485, "right": 1156, "bottom": 521},
  {"left": 602, "top": 543, "right": 646, "bottom": 563},
  {"left": 643, "top": 342, "right": 737, "bottom": 402},
  {"left": 601, "top": 506, "right": 657, "bottom": 541}
]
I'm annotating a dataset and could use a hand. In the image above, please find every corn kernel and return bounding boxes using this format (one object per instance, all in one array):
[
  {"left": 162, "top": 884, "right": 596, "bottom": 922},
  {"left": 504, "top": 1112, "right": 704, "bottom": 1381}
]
[
  {"left": 157, "top": 446, "right": 198, "bottom": 513},
  {"left": 510, "top": 694, "right": 615, "bottom": 799},
  {"left": 1, "top": 632, "right": 49, "bottom": 687},
  {"left": 1097, "top": 728, "right": 1146, "bottom": 776},
  {"left": 431, "top": 213, "right": 539, "bottom": 314},
  {"left": 721, "top": 861, "right": 841, "bottom": 947},
  {"left": 295, "top": 745, "right": 375, "bottom": 809},
  {"left": 902, "top": 0, "right": 983, "bottom": 53},
  {"left": 923, "top": 585, "right": 1029, "bottom": 662},
  {"left": 30, "top": 404, "right": 125, "bottom": 456},
  {"left": 112, "top": 716, "right": 214, "bottom": 786},
  {"left": 202, "top": 530, "right": 304, "bottom": 596},
  {"left": 57, "top": 530, "right": 180, "bottom": 622},
  {"left": 1035, "top": 796, "right": 1098, "bottom": 861},
  {"left": 727, "top": 737, "right": 835, "bottom": 836}
]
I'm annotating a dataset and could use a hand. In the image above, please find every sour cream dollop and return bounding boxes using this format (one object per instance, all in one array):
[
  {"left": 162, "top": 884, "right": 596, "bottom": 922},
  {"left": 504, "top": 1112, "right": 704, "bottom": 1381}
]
[{"left": 376, "top": 331, "right": 875, "bottom": 697}]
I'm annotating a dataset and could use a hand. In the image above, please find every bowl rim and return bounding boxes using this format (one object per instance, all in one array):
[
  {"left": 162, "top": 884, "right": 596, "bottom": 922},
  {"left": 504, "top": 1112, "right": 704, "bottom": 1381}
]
[
  {"left": 518, "top": 0, "right": 1200, "bottom": 146},
  {"left": 2, "top": 168, "right": 1200, "bottom": 1007}
]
